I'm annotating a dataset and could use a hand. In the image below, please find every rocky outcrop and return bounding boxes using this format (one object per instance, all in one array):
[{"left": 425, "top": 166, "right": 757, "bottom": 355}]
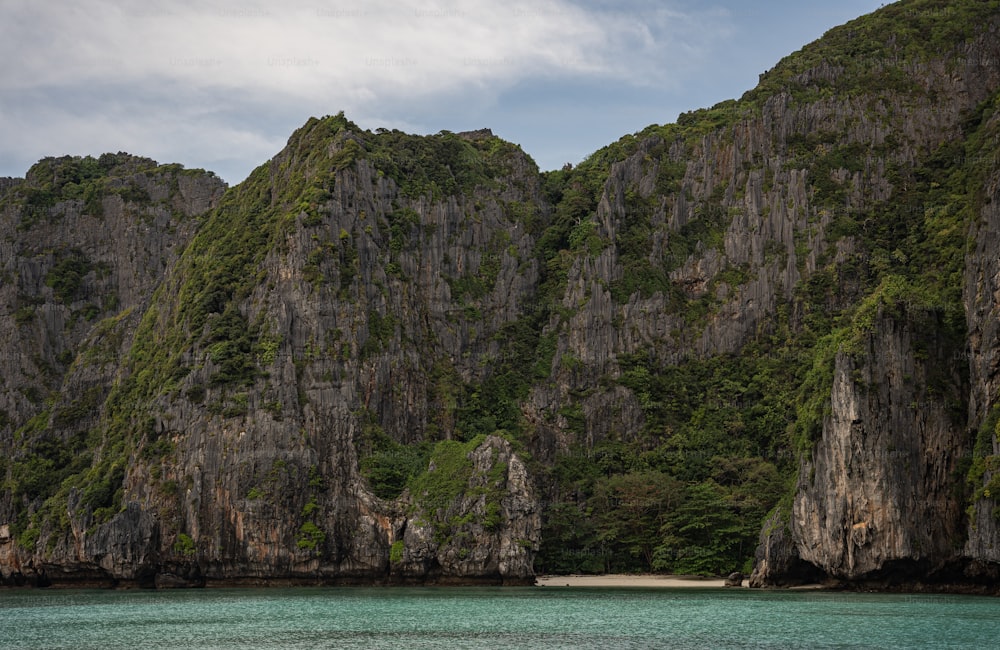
[
  {"left": 751, "top": 308, "right": 969, "bottom": 588},
  {"left": 69, "top": 500, "right": 160, "bottom": 586},
  {"left": 749, "top": 510, "right": 826, "bottom": 588},
  {"left": 797, "top": 314, "right": 967, "bottom": 582},
  {"left": 395, "top": 436, "right": 539, "bottom": 584}
]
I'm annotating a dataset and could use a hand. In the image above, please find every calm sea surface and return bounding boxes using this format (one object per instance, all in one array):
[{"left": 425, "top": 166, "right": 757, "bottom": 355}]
[{"left": 2, "top": 586, "right": 998, "bottom": 649}]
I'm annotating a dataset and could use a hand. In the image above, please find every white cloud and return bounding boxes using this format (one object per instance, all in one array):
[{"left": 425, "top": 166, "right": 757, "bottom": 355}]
[
  {"left": 4, "top": 1, "right": 616, "bottom": 99},
  {"left": 0, "top": 0, "right": 734, "bottom": 182}
]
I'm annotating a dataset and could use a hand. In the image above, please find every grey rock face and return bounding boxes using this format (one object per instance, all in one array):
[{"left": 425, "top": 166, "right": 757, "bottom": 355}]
[
  {"left": 396, "top": 436, "right": 539, "bottom": 583},
  {"left": 0, "top": 133, "right": 545, "bottom": 585},
  {"left": 0, "top": 157, "right": 226, "bottom": 586},
  {"left": 963, "top": 112, "right": 1000, "bottom": 568},
  {"left": 751, "top": 311, "right": 967, "bottom": 587},
  {"left": 748, "top": 510, "right": 826, "bottom": 588},
  {"left": 748, "top": 28, "right": 1000, "bottom": 590},
  {"left": 82, "top": 501, "right": 160, "bottom": 582}
]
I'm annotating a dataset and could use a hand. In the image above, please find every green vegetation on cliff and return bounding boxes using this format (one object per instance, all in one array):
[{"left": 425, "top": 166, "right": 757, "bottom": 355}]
[
  {"left": 530, "top": 0, "right": 994, "bottom": 575},
  {"left": 2, "top": 0, "right": 999, "bottom": 584}
]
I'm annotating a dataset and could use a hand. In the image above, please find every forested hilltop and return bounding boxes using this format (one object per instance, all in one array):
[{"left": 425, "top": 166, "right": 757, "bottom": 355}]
[{"left": 2, "top": 0, "right": 1000, "bottom": 590}]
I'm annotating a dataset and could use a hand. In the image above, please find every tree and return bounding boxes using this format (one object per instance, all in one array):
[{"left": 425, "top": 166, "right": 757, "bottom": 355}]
[
  {"left": 654, "top": 480, "right": 744, "bottom": 576},
  {"left": 589, "top": 471, "right": 684, "bottom": 571}
]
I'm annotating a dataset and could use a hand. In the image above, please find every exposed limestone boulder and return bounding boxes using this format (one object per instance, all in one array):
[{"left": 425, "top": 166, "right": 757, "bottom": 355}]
[
  {"left": 395, "top": 435, "right": 539, "bottom": 584},
  {"left": 83, "top": 501, "right": 160, "bottom": 581}
]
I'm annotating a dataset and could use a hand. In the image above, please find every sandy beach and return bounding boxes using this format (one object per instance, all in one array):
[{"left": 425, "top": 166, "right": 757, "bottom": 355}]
[{"left": 535, "top": 574, "right": 731, "bottom": 588}]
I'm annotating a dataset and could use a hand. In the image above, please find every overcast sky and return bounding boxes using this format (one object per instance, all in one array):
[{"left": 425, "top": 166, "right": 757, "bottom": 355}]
[{"left": 1, "top": 0, "right": 888, "bottom": 185}]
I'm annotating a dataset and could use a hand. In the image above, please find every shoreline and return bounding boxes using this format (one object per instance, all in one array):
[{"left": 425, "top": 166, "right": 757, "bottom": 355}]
[{"left": 534, "top": 574, "right": 733, "bottom": 588}]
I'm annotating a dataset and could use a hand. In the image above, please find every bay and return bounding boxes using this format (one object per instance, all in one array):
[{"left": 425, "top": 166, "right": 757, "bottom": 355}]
[{"left": 2, "top": 586, "right": 998, "bottom": 649}]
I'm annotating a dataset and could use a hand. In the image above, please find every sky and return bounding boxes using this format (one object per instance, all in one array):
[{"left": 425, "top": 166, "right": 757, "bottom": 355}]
[{"left": 1, "top": 0, "right": 889, "bottom": 185}]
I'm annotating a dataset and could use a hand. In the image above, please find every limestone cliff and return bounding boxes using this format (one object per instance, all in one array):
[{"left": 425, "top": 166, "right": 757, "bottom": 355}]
[
  {"left": 1, "top": 126, "right": 543, "bottom": 586},
  {"left": 3, "top": 0, "right": 1000, "bottom": 590},
  {"left": 0, "top": 154, "right": 226, "bottom": 585},
  {"left": 752, "top": 306, "right": 969, "bottom": 588},
  {"left": 751, "top": 7, "right": 1000, "bottom": 586},
  {"left": 960, "top": 102, "right": 1000, "bottom": 581}
]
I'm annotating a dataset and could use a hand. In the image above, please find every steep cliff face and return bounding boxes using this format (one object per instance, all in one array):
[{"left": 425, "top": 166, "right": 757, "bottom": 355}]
[
  {"left": 753, "top": 306, "right": 968, "bottom": 587},
  {"left": 1, "top": 124, "right": 542, "bottom": 586},
  {"left": 527, "top": 4, "right": 1000, "bottom": 459},
  {"left": 750, "top": 4, "right": 1000, "bottom": 588},
  {"left": 0, "top": 155, "right": 223, "bottom": 440},
  {"left": 962, "top": 103, "right": 1000, "bottom": 577},
  {"left": 534, "top": 0, "right": 1000, "bottom": 582},
  {"left": 0, "top": 154, "right": 226, "bottom": 585},
  {"left": 3, "top": 0, "right": 1000, "bottom": 589}
]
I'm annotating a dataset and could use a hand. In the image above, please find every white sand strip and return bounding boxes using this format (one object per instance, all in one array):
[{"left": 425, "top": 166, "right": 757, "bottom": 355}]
[{"left": 534, "top": 574, "right": 730, "bottom": 588}]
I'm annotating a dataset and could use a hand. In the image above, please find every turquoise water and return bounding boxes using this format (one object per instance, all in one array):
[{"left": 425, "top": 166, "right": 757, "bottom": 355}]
[{"left": 1, "top": 586, "right": 998, "bottom": 649}]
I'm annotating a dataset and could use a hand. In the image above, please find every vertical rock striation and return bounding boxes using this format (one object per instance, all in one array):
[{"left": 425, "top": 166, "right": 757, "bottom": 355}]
[{"left": 753, "top": 309, "right": 968, "bottom": 587}]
